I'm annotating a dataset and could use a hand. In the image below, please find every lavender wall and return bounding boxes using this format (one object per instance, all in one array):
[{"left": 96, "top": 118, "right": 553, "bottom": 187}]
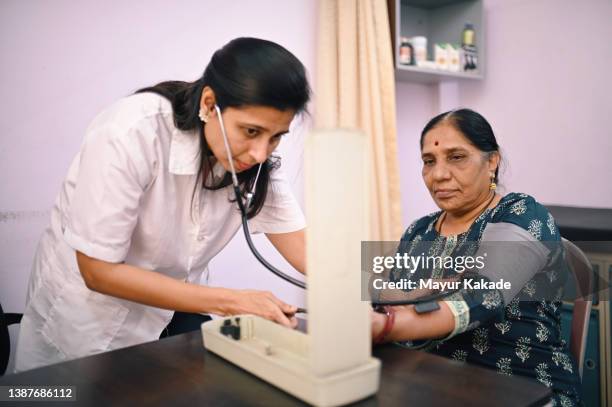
[
  {"left": 396, "top": 0, "right": 612, "bottom": 227},
  {"left": 460, "top": 0, "right": 612, "bottom": 208},
  {"left": 0, "top": 0, "right": 315, "bottom": 371},
  {"left": 2, "top": 0, "right": 610, "bottom": 372},
  {"left": 395, "top": 81, "right": 439, "bottom": 226}
]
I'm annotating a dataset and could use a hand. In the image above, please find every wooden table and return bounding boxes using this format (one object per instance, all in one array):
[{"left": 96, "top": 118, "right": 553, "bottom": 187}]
[{"left": 0, "top": 331, "right": 551, "bottom": 406}]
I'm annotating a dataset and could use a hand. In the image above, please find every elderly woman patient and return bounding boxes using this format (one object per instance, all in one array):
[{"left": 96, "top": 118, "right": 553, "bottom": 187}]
[{"left": 371, "top": 109, "right": 582, "bottom": 406}]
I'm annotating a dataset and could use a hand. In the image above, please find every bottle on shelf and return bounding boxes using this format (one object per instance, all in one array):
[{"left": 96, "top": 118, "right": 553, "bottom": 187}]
[
  {"left": 448, "top": 44, "right": 460, "bottom": 72},
  {"left": 462, "top": 23, "right": 475, "bottom": 47},
  {"left": 411, "top": 36, "right": 427, "bottom": 67},
  {"left": 461, "top": 23, "right": 478, "bottom": 72},
  {"left": 399, "top": 37, "right": 414, "bottom": 65},
  {"left": 434, "top": 43, "right": 448, "bottom": 70}
]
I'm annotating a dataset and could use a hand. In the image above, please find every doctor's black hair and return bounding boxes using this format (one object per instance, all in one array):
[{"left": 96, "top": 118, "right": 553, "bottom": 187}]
[
  {"left": 420, "top": 108, "right": 502, "bottom": 183},
  {"left": 136, "top": 37, "right": 311, "bottom": 218}
]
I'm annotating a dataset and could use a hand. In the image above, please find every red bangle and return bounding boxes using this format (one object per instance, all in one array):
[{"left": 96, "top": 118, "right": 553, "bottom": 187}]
[{"left": 374, "top": 306, "right": 395, "bottom": 344}]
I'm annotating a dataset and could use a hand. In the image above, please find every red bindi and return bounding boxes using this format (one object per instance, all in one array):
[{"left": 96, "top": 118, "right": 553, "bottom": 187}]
[{"left": 434, "top": 141, "right": 439, "bottom": 146}]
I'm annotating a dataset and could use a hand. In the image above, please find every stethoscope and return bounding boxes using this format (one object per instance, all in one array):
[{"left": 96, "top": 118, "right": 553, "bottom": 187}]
[
  {"left": 213, "top": 104, "right": 462, "bottom": 312},
  {"left": 214, "top": 105, "right": 307, "bottom": 290}
]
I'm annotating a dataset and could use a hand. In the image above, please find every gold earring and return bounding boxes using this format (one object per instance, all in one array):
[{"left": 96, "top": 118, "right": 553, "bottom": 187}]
[
  {"left": 198, "top": 107, "right": 210, "bottom": 123},
  {"left": 489, "top": 174, "right": 497, "bottom": 191}
]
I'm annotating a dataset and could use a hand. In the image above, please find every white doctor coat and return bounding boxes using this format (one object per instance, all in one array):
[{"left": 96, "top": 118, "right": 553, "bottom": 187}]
[{"left": 14, "top": 93, "right": 305, "bottom": 372}]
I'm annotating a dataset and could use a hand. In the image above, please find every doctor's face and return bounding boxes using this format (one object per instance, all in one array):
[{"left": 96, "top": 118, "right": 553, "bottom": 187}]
[
  {"left": 205, "top": 105, "right": 295, "bottom": 173},
  {"left": 421, "top": 122, "right": 498, "bottom": 215}
]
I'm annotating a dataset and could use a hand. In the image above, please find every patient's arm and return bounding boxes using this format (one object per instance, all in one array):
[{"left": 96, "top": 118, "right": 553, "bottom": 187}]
[{"left": 372, "top": 302, "right": 455, "bottom": 342}]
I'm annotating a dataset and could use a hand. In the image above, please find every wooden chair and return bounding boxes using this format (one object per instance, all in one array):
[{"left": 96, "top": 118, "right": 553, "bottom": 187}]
[{"left": 562, "top": 238, "right": 594, "bottom": 380}]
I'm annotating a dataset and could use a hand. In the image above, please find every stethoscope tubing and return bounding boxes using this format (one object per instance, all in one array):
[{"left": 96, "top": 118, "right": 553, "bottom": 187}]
[{"left": 214, "top": 104, "right": 455, "bottom": 308}]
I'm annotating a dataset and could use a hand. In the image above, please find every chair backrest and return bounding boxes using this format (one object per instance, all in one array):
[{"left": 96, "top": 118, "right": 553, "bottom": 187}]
[
  {"left": 0, "top": 302, "right": 9, "bottom": 375},
  {"left": 562, "top": 238, "right": 594, "bottom": 380},
  {"left": 0, "top": 302, "right": 23, "bottom": 375}
]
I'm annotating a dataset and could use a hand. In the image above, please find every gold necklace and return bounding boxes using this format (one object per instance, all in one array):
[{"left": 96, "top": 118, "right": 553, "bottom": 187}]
[{"left": 438, "top": 192, "right": 497, "bottom": 235}]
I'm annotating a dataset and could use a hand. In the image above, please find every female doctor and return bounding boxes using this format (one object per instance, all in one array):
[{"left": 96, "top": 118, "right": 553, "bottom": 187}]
[{"left": 15, "top": 37, "right": 310, "bottom": 371}]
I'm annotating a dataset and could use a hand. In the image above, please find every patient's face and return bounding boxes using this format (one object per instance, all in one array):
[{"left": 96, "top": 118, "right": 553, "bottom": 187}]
[{"left": 421, "top": 123, "right": 495, "bottom": 215}]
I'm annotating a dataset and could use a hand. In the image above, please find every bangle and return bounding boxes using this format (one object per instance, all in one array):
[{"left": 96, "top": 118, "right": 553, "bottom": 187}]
[{"left": 374, "top": 305, "right": 396, "bottom": 344}]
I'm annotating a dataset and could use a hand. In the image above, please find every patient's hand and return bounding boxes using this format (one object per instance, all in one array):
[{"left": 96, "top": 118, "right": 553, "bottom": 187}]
[{"left": 370, "top": 309, "right": 387, "bottom": 342}]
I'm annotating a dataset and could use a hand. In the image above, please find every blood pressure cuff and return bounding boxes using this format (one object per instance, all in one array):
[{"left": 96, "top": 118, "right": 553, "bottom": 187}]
[
  {"left": 382, "top": 222, "right": 567, "bottom": 341},
  {"left": 437, "top": 222, "right": 565, "bottom": 340}
]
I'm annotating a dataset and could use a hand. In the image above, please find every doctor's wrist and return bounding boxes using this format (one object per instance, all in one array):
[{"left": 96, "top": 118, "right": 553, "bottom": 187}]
[{"left": 198, "top": 286, "right": 237, "bottom": 316}]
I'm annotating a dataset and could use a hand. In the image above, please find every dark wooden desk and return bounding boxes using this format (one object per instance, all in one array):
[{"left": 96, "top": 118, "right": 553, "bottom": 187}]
[{"left": 0, "top": 331, "right": 551, "bottom": 406}]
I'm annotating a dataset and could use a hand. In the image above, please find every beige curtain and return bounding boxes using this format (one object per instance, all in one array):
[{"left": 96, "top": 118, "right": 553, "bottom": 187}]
[{"left": 315, "top": 0, "right": 402, "bottom": 241}]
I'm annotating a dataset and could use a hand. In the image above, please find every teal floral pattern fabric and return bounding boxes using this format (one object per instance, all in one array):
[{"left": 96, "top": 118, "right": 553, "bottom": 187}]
[{"left": 394, "top": 193, "right": 582, "bottom": 406}]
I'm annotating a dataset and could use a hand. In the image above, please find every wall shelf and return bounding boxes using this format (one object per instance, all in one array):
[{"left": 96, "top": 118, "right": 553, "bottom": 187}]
[
  {"left": 389, "top": 0, "right": 485, "bottom": 84},
  {"left": 396, "top": 64, "right": 482, "bottom": 85}
]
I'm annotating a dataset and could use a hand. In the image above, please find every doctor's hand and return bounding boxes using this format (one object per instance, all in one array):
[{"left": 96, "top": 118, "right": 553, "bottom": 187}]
[{"left": 225, "top": 289, "right": 298, "bottom": 328}]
